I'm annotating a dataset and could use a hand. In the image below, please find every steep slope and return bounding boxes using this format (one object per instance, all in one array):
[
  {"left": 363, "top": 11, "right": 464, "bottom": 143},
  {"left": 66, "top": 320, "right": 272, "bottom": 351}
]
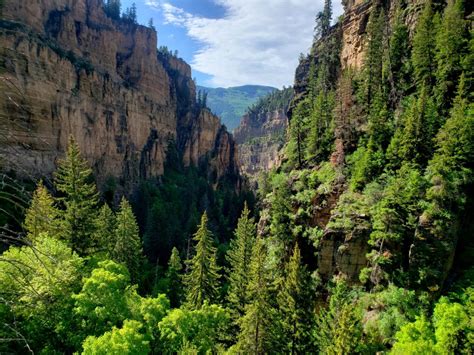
[
  {"left": 0, "top": 0, "right": 239, "bottom": 192},
  {"left": 197, "top": 85, "right": 276, "bottom": 131},
  {"left": 234, "top": 87, "right": 293, "bottom": 181},
  {"left": 260, "top": 0, "right": 473, "bottom": 293}
]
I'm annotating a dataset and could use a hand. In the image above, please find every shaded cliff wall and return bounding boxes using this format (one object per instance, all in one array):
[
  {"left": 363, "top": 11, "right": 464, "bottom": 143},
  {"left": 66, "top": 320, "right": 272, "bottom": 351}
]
[
  {"left": 0, "top": 0, "right": 239, "bottom": 191},
  {"left": 234, "top": 109, "right": 287, "bottom": 179}
]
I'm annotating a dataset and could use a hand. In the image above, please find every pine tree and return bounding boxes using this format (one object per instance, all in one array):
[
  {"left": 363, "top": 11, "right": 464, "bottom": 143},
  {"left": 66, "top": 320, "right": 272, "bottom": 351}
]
[
  {"left": 226, "top": 203, "right": 256, "bottom": 321},
  {"left": 113, "top": 197, "right": 142, "bottom": 281},
  {"left": 434, "top": 0, "right": 468, "bottom": 113},
  {"left": 277, "top": 243, "right": 314, "bottom": 354},
  {"left": 54, "top": 136, "right": 99, "bottom": 255},
  {"left": 166, "top": 247, "right": 183, "bottom": 308},
  {"left": 236, "top": 237, "right": 279, "bottom": 354},
  {"left": 104, "top": 0, "right": 121, "bottom": 20},
  {"left": 184, "top": 212, "right": 220, "bottom": 309},
  {"left": 412, "top": 1, "right": 438, "bottom": 90},
  {"left": 287, "top": 98, "right": 310, "bottom": 168},
  {"left": 24, "top": 181, "right": 61, "bottom": 242},
  {"left": 315, "top": 0, "right": 332, "bottom": 40},
  {"left": 93, "top": 203, "right": 116, "bottom": 255},
  {"left": 363, "top": 8, "right": 385, "bottom": 109},
  {"left": 388, "top": 9, "right": 411, "bottom": 105}
]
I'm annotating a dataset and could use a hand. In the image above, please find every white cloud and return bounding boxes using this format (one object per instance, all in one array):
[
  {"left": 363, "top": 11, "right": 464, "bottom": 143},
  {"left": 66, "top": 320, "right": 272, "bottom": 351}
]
[{"left": 149, "top": 0, "right": 343, "bottom": 88}]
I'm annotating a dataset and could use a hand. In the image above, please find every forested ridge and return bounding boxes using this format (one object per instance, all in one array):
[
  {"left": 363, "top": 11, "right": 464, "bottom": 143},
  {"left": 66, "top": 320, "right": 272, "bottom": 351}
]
[{"left": 0, "top": 0, "right": 473, "bottom": 354}]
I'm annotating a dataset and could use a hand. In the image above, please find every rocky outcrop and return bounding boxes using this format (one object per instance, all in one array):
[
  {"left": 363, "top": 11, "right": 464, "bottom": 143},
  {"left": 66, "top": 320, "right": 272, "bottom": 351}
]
[
  {"left": 234, "top": 109, "right": 287, "bottom": 181},
  {"left": 0, "top": 0, "right": 239, "bottom": 191}
]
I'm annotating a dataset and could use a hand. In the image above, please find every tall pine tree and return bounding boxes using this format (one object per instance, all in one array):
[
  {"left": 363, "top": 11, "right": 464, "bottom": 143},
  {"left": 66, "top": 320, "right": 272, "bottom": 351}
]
[
  {"left": 226, "top": 203, "right": 256, "bottom": 321},
  {"left": 113, "top": 197, "right": 142, "bottom": 281},
  {"left": 24, "top": 180, "right": 61, "bottom": 242},
  {"left": 93, "top": 203, "right": 116, "bottom": 255},
  {"left": 277, "top": 243, "right": 315, "bottom": 354},
  {"left": 166, "top": 247, "right": 183, "bottom": 308},
  {"left": 184, "top": 212, "right": 220, "bottom": 309},
  {"left": 434, "top": 0, "right": 468, "bottom": 113},
  {"left": 236, "top": 237, "right": 279, "bottom": 354},
  {"left": 54, "top": 136, "right": 98, "bottom": 255}
]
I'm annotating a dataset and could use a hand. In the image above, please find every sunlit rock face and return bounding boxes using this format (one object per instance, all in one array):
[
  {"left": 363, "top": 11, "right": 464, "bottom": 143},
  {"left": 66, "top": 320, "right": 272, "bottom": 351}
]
[
  {"left": 0, "top": 0, "right": 239, "bottom": 191},
  {"left": 234, "top": 109, "right": 288, "bottom": 181}
]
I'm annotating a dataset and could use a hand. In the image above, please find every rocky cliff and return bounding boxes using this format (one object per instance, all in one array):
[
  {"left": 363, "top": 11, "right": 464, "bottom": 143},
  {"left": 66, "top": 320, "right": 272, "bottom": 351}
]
[
  {"left": 0, "top": 0, "right": 239, "bottom": 191},
  {"left": 234, "top": 109, "right": 287, "bottom": 180},
  {"left": 284, "top": 0, "right": 426, "bottom": 284},
  {"left": 233, "top": 87, "right": 293, "bottom": 182}
]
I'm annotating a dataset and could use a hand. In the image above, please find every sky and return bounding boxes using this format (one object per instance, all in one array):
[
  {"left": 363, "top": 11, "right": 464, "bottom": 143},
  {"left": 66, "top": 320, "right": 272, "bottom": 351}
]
[{"left": 122, "top": 0, "right": 343, "bottom": 89}]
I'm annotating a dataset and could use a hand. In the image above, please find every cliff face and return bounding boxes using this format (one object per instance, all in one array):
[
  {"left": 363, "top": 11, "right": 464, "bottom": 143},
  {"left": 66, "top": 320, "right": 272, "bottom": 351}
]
[
  {"left": 234, "top": 109, "right": 287, "bottom": 180},
  {"left": 0, "top": 0, "right": 238, "bottom": 190},
  {"left": 287, "top": 0, "right": 412, "bottom": 283}
]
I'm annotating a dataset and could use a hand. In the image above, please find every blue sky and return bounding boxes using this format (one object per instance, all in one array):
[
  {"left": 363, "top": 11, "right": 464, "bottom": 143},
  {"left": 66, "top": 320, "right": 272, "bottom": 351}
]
[{"left": 122, "top": 1, "right": 343, "bottom": 88}]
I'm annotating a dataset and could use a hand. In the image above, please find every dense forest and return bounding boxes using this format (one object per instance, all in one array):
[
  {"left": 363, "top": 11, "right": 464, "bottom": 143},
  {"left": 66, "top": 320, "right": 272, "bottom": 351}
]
[{"left": 0, "top": 0, "right": 473, "bottom": 354}]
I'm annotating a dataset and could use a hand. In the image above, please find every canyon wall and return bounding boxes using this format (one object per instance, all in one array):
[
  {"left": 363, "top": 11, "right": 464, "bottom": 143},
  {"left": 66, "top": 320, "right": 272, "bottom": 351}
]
[
  {"left": 0, "top": 0, "right": 239, "bottom": 191},
  {"left": 234, "top": 109, "right": 287, "bottom": 181}
]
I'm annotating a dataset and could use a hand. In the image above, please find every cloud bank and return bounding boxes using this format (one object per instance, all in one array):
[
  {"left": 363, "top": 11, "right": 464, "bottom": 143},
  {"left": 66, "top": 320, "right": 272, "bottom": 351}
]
[{"left": 147, "top": 0, "right": 343, "bottom": 88}]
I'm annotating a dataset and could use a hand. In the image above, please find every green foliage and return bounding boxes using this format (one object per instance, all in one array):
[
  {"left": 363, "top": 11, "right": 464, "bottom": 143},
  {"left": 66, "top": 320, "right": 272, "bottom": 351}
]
[
  {"left": 0, "top": 234, "right": 83, "bottom": 351},
  {"left": 226, "top": 203, "right": 256, "bottom": 321},
  {"left": 54, "top": 136, "right": 99, "bottom": 255},
  {"left": 158, "top": 302, "right": 230, "bottom": 353},
  {"left": 92, "top": 203, "right": 116, "bottom": 255},
  {"left": 166, "top": 247, "right": 183, "bottom": 308},
  {"left": 412, "top": 1, "right": 438, "bottom": 89},
  {"left": 391, "top": 293, "right": 473, "bottom": 354},
  {"left": 277, "top": 244, "right": 315, "bottom": 353},
  {"left": 103, "top": 0, "right": 121, "bottom": 20},
  {"left": 23, "top": 181, "right": 61, "bottom": 241},
  {"left": 184, "top": 212, "right": 221, "bottom": 309},
  {"left": 236, "top": 237, "right": 280, "bottom": 354},
  {"left": 315, "top": 281, "right": 363, "bottom": 354},
  {"left": 246, "top": 86, "right": 293, "bottom": 116},
  {"left": 113, "top": 198, "right": 143, "bottom": 281},
  {"left": 434, "top": 0, "right": 468, "bottom": 112},
  {"left": 82, "top": 320, "right": 150, "bottom": 355},
  {"left": 73, "top": 260, "right": 133, "bottom": 338}
]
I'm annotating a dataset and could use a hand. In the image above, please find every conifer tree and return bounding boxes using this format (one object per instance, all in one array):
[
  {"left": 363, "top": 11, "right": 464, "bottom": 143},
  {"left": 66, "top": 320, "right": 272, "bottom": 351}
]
[
  {"left": 184, "top": 212, "right": 220, "bottom": 309},
  {"left": 226, "top": 203, "right": 256, "bottom": 321},
  {"left": 287, "top": 98, "right": 311, "bottom": 168},
  {"left": 24, "top": 181, "right": 61, "bottom": 242},
  {"left": 54, "top": 136, "right": 99, "bottom": 255},
  {"left": 166, "top": 247, "right": 183, "bottom": 308},
  {"left": 363, "top": 8, "right": 385, "bottom": 109},
  {"left": 277, "top": 243, "right": 314, "bottom": 354},
  {"left": 93, "top": 203, "right": 116, "bottom": 255},
  {"left": 412, "top": 1, "right": 438, "bottom": 90},
  {"left": 113, "top": 197, "right": 142, "bottom": 280},
  {"left": 434, "top": 0, "right": 468, "bottom": 112},
  {"left": 237, "top": 237, "right": 279, "bottom": 354}
]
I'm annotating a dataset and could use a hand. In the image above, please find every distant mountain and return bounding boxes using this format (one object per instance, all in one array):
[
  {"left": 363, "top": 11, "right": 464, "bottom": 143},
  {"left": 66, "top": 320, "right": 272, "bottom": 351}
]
[{"left": 197, "top": 85, "right": 277, "bottom": 131}]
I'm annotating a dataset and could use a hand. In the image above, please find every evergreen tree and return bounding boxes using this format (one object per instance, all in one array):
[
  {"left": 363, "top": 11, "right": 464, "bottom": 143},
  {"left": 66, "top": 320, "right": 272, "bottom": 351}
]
[
  {"left": 412, "top": 1, "right": 438, "bottom": 90},
  {"left": 166, "top": 247, "right": 183, "bottom": 308},
  {"left": 113, "top": 197, "right": 142, "bottom": 281},
  {"left": 93, "top": 203, "right": 116, "bottom": 255},
  {"left": 24, "top": 181, "right": 61, "bottom": 242},
  {"left": 363, "top": 8, "right": 385, "bottom": 109},
  {"left": 226, "top": 203, "right": 256, "bottom": 321},
  {"left": 184, "top": 212, "right": 220, "bottom": 309},
  {"left": 54, "top": 136, "right": 99, "bottom": 255},
  {"left": 104, "top": 0, "right": 121, "bottom": 20},
  {"left": 388, "top": 9, "right": 411, "bottom": 105},
  {"left": 277, "top": 243, "right": 314, "bottom": 354},
  {"left": 287, "top": 98, "right": 310, "bottom": 168},
  {"left": 315, "top": 0, "right": 332, "bottom": 40},
  {"left": 236, "top": 237, "right": 279, "bottom": 354},
  {"left": 434, "top": 0, "right": 468, "bottom": 113}
]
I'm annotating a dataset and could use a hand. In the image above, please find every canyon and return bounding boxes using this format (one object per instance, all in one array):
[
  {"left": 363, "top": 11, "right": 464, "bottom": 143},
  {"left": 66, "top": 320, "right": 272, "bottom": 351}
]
[{"left": 0, "top": 0, "right": 239, "bottom": 192}]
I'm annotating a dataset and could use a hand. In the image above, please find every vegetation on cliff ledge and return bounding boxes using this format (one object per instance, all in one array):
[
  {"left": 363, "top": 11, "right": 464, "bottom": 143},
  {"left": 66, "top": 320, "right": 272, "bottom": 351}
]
[{"left": 0, "top": 0, "right": 473, "bottom": 353}]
